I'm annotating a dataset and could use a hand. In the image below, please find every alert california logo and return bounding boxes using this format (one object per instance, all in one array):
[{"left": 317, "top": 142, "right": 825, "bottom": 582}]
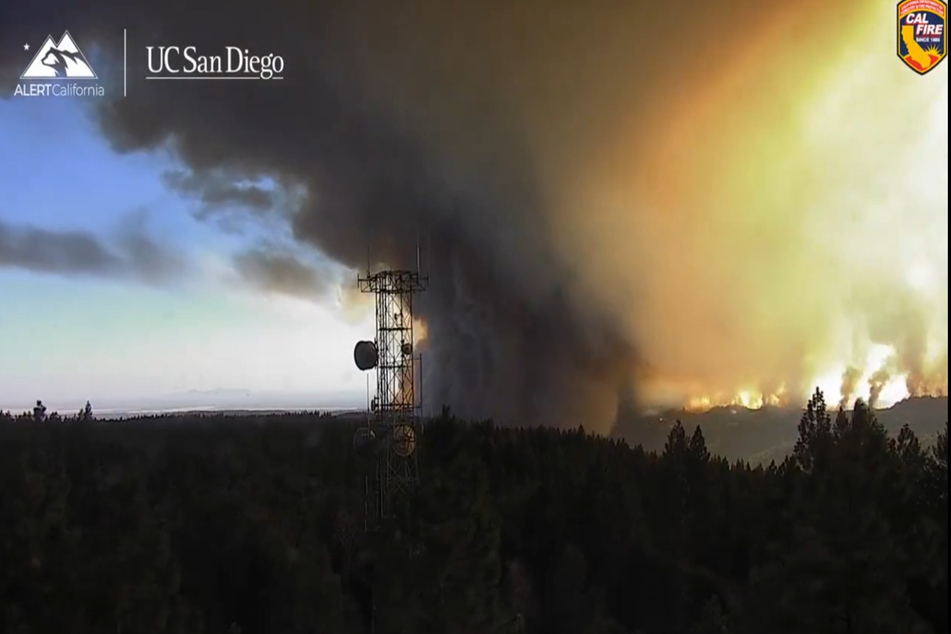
[
  {"left": 897, "top": 0, "right": 948, "bottom": 75},
  {"left": 13, "top": 30, "right": 105, "bottom": 97}
]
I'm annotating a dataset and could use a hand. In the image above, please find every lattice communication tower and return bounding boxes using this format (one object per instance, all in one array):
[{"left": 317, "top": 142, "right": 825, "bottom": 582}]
[{"left": 352, "top": 265, "right": 427, "bottom": 522}]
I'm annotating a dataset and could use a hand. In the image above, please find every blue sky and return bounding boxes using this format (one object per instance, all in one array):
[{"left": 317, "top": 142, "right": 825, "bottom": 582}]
[{"left": 0, "top": 96, "right": 372, "bottom": 412}]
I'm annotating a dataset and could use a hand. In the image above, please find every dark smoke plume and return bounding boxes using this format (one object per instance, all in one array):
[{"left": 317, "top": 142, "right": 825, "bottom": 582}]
[{"left": 0, "top": 0, "right": 903, "bottom": 431}]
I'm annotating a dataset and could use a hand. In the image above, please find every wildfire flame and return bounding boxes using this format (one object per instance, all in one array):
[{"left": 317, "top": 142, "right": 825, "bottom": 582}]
[{"left": 684, "top": 343, "right": 947, "bottom": 412}]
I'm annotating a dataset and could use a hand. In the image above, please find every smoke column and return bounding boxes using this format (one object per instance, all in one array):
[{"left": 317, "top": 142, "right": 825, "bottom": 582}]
[
  {"left": 839, "top": 366, "right": 864, "bottom": 410},
  {"left": 1, "top": 0, "right": 946, "bottom": 431}
]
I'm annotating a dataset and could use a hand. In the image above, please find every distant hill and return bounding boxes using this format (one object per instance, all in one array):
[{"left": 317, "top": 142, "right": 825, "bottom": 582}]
[
  {"left": 616, "top": 396, "right": 948, "bottom": 464},
  {"left": 0, "top": 389, "right": 367, "bottom": 418}
]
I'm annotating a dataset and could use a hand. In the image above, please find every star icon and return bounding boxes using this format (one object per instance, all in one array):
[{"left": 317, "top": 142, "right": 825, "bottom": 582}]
[{"left": 23, "top": 43, "right": 30, "bottom": 51}]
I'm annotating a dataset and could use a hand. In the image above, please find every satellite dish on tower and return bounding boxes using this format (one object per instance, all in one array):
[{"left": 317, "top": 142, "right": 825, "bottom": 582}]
[
  {"left": 391, "top": 423, "right": 417, "bottom": 457},
  {"left": 354, "top": 340, "right": 378, "bottom": 371}
]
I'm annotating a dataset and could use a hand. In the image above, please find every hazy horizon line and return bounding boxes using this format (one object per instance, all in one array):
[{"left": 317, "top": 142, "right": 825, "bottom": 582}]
[{"left": 3, "top": 394, "right": 945, "bottom": 418}]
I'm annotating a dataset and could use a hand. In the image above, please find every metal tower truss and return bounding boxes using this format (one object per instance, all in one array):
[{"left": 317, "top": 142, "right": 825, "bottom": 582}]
[{"left": 354, "top": 268, "right": 427, "bottom": 521}]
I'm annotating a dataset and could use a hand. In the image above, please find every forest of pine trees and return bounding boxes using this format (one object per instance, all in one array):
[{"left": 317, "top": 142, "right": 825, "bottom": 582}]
[{"left": 0, "top": 389, "right": 946, "bottom": 633}]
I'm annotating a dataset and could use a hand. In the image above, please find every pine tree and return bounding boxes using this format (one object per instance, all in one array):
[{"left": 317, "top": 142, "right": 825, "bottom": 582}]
[{"left": 747, "top": 397, "right": 931, "bottom": 633}]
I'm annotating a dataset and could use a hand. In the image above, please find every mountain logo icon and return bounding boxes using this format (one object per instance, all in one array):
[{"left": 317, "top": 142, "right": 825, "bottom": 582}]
[{"left": 20, "top": 31, "right": 98, "bottom": 79}]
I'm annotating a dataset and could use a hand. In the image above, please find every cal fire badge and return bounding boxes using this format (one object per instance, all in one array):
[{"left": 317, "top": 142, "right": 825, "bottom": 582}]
[{"left": 898, "top": 0, "right": 947, "bottom": 75}]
